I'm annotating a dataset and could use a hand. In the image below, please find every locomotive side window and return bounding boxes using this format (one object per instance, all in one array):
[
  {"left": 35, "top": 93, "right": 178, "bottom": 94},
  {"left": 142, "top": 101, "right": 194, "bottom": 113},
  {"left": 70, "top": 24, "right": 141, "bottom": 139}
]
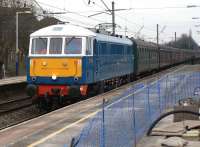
[
  {"left": 31, "top": 38, "right": 47, "bottom": 54},
  {"left": 93, "top": 40, "right": 98, "bottom": 55},
  {"left": 111, "top": 44, "right": 122, "bottom": 55},
  {"left": 117, "top": 45, "right": 124, "bottom": 54},
  {"left": 49, "top": 38, "right": 62, "bottom": 54},
  {"left": 86, "top": 37, "right": 92, "bottom": 55},
  {"left": 99, "top": 42, "right": 107, "bottom": 55},
  {"left": 124, "top": 45, "right": 127, "bottom": 54},
  {"left": 64, "top": 37, "right": 82, "bottom": 54}
]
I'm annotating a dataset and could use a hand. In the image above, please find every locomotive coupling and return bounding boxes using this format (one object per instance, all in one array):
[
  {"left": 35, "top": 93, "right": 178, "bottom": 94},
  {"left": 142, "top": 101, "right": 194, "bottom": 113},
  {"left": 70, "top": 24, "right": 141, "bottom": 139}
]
[{"left": 51, "top": 88, "right": 61, "bottom": 95}]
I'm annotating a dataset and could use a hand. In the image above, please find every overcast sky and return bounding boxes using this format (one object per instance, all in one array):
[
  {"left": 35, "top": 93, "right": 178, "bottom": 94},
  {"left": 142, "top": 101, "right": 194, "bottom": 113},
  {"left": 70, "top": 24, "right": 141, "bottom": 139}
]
[{"left": 36, "top": 0, "right": 200, "bottom": 45}]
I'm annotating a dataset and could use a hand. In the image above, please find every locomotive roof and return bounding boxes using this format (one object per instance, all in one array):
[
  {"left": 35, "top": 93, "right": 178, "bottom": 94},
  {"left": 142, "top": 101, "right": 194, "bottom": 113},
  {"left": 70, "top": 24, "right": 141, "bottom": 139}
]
[
  {"left": 30, "top": 24, "right": 132, "bottom": 45},
  {"left": 30, "top": 24, "right": 96, "bottom": 37}
]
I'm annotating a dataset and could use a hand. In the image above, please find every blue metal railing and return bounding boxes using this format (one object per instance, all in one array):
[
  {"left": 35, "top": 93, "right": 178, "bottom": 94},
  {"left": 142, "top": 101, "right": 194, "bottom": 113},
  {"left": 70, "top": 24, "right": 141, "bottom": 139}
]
[{"left": 71, "top": 71, "right": 200, "bottom": 147}]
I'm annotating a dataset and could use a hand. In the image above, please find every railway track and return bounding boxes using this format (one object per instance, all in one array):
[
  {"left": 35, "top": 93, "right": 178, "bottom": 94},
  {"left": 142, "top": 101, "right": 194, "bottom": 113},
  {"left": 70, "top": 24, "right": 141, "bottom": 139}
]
[{"left": 0, "top": 96, "right": 33, "bottom": 115}]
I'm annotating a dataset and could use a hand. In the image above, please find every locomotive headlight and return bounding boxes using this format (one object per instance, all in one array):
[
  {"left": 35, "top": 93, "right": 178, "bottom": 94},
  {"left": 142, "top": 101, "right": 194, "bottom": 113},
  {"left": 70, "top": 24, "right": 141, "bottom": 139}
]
[{"left": 52, "top": 74, "right": 57, "bottom": 80}]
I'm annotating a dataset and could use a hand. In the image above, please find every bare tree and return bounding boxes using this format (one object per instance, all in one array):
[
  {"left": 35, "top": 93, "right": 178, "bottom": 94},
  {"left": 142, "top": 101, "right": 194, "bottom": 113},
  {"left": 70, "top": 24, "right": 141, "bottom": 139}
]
[{"left": 0, "top": 0, "right": 61, "bottom": 76}]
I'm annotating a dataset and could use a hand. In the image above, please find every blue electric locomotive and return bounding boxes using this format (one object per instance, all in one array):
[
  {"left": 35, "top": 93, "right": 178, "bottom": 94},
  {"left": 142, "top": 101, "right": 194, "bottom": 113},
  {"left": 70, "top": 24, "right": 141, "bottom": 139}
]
[{"left": 26, "top": 24, "right": 134, "bottom": 101}]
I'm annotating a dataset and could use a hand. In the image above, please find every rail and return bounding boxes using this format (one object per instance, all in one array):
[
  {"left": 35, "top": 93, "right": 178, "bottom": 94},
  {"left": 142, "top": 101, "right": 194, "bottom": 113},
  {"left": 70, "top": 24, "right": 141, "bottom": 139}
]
[{"left": 0, "top": 96, "right": 33, "bottom": 115}]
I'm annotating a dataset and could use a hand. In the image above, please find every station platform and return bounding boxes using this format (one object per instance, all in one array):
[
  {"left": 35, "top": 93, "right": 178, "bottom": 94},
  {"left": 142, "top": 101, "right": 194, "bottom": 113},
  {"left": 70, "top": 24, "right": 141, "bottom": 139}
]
[
  {"left": 0, "top": 65, "right": 196, "bottom": 147},
  {"left": 137, "top": 116, "right": 200, "bottom": 147},
  {"left": 0, "top": 76, "right": 26, "bottom": 86}
]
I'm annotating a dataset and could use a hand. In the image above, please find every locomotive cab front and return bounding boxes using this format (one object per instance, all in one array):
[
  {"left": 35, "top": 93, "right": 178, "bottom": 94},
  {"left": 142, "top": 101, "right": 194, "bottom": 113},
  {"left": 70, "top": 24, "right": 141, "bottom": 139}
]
[{"left": 26, "top": 25, "right": 94, "bottom": 99}]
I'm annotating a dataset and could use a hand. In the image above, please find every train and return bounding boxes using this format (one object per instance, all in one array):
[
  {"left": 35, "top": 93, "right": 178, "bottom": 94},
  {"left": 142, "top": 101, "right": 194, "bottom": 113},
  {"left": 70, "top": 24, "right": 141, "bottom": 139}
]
[{"left": 26, "top": 24, "right": 197, "bottom": 108}]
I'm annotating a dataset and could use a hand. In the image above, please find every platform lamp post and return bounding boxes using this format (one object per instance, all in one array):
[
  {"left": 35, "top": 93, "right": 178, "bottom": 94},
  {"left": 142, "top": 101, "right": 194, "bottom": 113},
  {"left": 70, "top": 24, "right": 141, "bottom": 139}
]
[{"left": 16, "top": 10, "right": 31, "bottom": 76}]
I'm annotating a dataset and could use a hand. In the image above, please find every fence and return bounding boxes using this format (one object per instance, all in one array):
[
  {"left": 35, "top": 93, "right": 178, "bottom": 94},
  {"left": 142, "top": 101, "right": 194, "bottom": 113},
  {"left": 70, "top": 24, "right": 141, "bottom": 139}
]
[
  {"left": 71, "top": 70, "right": 200, "bottom": 147},
  {"left": 0, "top": 49, "right": 26, "bottom": 78}
]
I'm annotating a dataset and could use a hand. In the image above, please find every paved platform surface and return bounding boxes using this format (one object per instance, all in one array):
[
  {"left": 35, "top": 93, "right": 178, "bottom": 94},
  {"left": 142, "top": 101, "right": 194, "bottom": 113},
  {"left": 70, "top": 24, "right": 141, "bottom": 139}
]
[
  {"left": 0, "top": 76, "right": 26, "bottom": 86},
  {"left": 0, "top": 65, "right": 195, "bottom": 147},
  {"left": 137, "top": 116, "right": 200, "bottom": 147}
]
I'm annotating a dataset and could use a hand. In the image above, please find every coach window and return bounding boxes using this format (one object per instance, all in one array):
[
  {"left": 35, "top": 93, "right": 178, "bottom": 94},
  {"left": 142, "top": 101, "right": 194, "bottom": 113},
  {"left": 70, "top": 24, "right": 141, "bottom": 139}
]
[
  {"left": 64, "top": 37, "right": 82, "bottom": 54},
  {"left": 49, "top": 38, "right": 62, "bottom": 54},
  {"left": 31, "top": 38, "right": 47, "bottom": 54}
]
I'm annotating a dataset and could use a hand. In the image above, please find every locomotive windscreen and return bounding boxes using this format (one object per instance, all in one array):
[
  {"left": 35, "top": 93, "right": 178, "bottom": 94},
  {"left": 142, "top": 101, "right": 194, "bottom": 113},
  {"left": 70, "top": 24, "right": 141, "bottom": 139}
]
[
  {"left": 49, "top": 38, "right": 62, "bottom": 54},
  {"left": 64, "top": 37, "right": 82, "bottom": 54},
  {"left": 30, "top": 37, "right": 83, "bottom": 55},
  {"left": 31, "top": 38, "right": 47, "bottom": 54}
]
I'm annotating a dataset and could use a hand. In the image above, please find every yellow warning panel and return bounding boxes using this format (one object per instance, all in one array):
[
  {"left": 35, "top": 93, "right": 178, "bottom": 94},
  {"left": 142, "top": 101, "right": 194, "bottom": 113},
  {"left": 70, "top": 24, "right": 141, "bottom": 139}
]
[{"left": 30, "top": 57, "right": 82, "bottom": 77}]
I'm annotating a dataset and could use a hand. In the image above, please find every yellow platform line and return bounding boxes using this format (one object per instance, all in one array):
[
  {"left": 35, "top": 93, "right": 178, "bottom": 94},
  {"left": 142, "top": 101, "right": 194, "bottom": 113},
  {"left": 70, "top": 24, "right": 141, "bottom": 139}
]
[{"left": 27, "top": 111, "right": 98, "bottom": 147}]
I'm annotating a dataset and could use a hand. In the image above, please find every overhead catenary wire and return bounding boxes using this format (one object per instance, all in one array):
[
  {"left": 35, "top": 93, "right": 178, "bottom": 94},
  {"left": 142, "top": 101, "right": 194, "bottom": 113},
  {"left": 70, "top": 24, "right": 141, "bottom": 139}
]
[
  {"left": 32, "top": 0, "right": 45, "bottom": 13},
  {"left": 30, "top": 1, "right": 97, "bottom": 28},
  {"left": 88, "top": 0, "right": 151, "bottom": 37},
  {"left": 99, "top": 0, "right": 111, "bottom": 11},
  {"left": 116, "top": 13, "right": 178, "bottom": 41},
  {"left": 95, "top": 1, "right": 199, "bottom": 38},
  {"left": 35, "top": 1, "right": 109, "bottom": 25},
  {"left": 117, "top": 14, "right": 155, "bottom": 32},
  {"left": 88, "top": 1, "right": 156, "bottom": 34},
  {"left": 34, "top": 0, "right": 165, "bottom": 35},
  {"left": 128, "top": 6, "right": 200, "bottom": 10},
  {"left": 56, "top": 15, "right": 96, "bottom": 28},
  {"left": 33, "top": 0, "right": 188, "bottom": 43}
]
